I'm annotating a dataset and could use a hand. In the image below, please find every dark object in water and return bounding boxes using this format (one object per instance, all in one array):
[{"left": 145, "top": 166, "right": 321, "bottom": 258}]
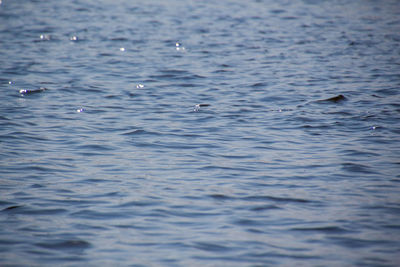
[
  {"left": 318, "top": 94, "right": 346, "bottom": 103},
  {"left": 193, "top": 103, "right": 210, "bottom": 111},
  {"left": 2, "top": 205, "right": 22, "bottom": 211},
  {"left": 19, "top": 87, "right": 47, "bottom": 95}
]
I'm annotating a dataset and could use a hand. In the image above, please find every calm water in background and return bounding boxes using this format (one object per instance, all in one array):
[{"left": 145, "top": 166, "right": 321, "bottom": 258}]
[{"left": 1, "top": 0, "right": 400, "bottom": 266}]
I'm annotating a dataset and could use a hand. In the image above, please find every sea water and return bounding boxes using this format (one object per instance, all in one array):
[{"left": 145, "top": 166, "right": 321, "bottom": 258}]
[{"left": 1, "top": 0, "right": 400, "bottom": 266}]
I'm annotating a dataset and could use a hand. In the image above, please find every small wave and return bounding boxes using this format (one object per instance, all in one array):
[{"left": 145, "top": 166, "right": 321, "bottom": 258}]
[
  {"left": 77, "top": 144, "right": 115, "bottom": 151},
  {"left": 341, "top": 162, "right": 377, "bottom": 174},
  {"left": 193, "top": 241, "right": 232, "bottom": 252},
  {"left": 208, "top": 194, "right": 313, "bottom": 204},
  {"left": 244, "top": 195, "right": 313, "bottom": 204},
  {"left": 290, "top": 226, "right": 348, "bottom": 233},
  {"left": 35, "top": 240, "right": 91, "bottom": 251},
  {"left": 71, "top": 209, "right": 131, "bottom": 220},
  {"left": 121, "top": 129, "right": 161, "bottom": 136},
  {"left": 2, "top": 205, "right": 67, "bottom": 215}
]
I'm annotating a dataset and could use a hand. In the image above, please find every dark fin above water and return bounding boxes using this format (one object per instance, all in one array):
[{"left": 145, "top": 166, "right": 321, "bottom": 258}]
[
  {"left": 19, "top": 87, "right": 47, "bottom": 95},
  {"left": 318, "top": 94, "right": 346, "bottom": 103}
]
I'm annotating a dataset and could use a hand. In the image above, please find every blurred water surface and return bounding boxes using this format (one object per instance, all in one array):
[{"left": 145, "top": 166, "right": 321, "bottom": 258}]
[{"left": 1, "top": 0, "right": 400, "bottom": 266}]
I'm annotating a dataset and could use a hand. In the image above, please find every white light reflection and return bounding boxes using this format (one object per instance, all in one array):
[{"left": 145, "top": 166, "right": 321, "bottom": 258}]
[
  {"left": 176, "top": 42, "right": 185, "bottom": 51},
  {"left": 40, "top": 34, "right": 51, "bottom": 40}
]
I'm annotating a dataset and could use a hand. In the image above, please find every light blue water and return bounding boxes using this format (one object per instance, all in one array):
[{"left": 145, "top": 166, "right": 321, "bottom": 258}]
[{"left": 1, "top": 0, "right": 400, "bottom": 266}]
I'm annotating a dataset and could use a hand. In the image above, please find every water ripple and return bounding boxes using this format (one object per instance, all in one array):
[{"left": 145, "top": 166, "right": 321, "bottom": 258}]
[{"left": 1, "top": 0, "right": 399, "bottom": 266}]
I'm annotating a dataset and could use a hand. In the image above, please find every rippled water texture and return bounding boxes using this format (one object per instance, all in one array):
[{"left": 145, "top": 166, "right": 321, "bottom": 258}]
[{"left": 1, "top": 0, "right": 400, "bottom": 266}]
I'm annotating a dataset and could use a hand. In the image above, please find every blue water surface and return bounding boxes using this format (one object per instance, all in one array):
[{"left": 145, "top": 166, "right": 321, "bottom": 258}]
[{"left": 1, "top": 0, "right": 400, "bottom": 266}]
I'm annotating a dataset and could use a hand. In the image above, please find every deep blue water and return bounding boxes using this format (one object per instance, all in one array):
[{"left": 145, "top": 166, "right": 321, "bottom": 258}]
[{"left": 1, "top": 0, "right": 400, "bottom": 266}]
